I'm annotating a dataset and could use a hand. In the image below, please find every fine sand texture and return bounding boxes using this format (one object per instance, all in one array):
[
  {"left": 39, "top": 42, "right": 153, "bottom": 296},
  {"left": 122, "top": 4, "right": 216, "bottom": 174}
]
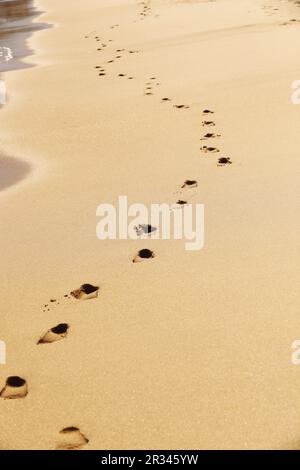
[{"left": 1, "top": 0, "right": 300, "bottom": 450}]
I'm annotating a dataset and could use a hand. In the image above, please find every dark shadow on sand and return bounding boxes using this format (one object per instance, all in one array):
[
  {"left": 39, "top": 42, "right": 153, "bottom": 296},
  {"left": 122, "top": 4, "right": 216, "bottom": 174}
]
[{"left": 0, "top": 155, "right": 31, "bottom": 192}]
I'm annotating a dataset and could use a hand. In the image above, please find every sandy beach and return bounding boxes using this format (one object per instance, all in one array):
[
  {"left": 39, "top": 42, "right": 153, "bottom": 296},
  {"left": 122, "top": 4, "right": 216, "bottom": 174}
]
[{"left": 1, "top": 0, "right": 300, "bottom": 450}]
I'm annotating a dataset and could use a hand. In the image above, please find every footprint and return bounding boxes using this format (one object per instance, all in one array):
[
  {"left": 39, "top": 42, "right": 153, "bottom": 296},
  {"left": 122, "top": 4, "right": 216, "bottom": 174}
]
[
  {"left": 135, "top": 224, "right": 157, "bottom": 236},
  {"left": 173, "top": 104, "right": 189, "bottom": 109},
  {"left": 56, "top": 427, "right": 89, "bottom": 450},
  {"left": 99, "top": 73, "right": 106, "bottom": 76},
  {"left": 161, "top": 97, "right": 171, "bottom": 102},
  {"left": 200, "top": 133, "right": 220, "bottom": 140},
  {"left": 118, "top": 73, "right": 126, "bottom": 77},
  {"left": 38, "top": 323, "right": 69, "bottom": 345},
  {"left": 202, "top": 109, "right": 214, "bottom": 114},
  {"left": 0, "top": 376, "right": 28, "bottom": 399},
  {"left": 133, "top": 249, "right": 155, "bottom": 263},
  {"left": 218, "top": 157, "right": 232, "bottom": 166},
  {"left": 181, "top": 180, "right": 198, "bottom": 189},
  {"left": 281, "top": 19, "right": 300, "bottom": 26},
  {"left": 71, "top": 284, "right": 99, "bottom": 300},
  {"left": 170, "top": 200, "right": 189, "bottom": 210},
  {"left": 202, "top": 121, "right": 215, "bottom": 127},
  {"left": 200, "top": 146, "right": 220, "bottom": 153}
]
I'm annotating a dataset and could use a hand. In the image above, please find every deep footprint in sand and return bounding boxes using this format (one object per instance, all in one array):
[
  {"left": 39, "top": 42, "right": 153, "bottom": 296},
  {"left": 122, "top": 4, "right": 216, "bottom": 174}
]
[
  {"left": 200, "top": 146, "right": 220, "bottom": 154},
  {"left": 0, "top": 376, "right": 28, "bottom": 399},
  {"left": 38, "top": 323, "right": 69, "bottom": 345},
  {"left": 56, "top": 427, "right": 89, "bottom": 450},
  {"left": 202, "top": 109, "right": 214, "bottom": 115},
  {"left": 181, "top": 180, "right": 198, "bottom": 189},
  {"left": 218, "top": 157, "right": 232, "bottom": 166},
  {"left": 71, "top": 284, "right": 99, "bottom": 300},
  {"left": 133, "top": 249, "right": 155, "bottom": 263},
  {"left": 202, "top": 121, "right": 215, "bottom": 127}
]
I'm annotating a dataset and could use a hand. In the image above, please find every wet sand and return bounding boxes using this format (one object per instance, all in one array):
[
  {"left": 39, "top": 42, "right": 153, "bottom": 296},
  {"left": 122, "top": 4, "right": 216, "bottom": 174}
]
[
  {"left": 0, "top": 0, "right": 47, "bottom": 71},
  {"left": 1, "top": 0, "right": 300, "bottom": 450},
  {"left": 0, "top": 0, "right": 49, "bottom": 192}
]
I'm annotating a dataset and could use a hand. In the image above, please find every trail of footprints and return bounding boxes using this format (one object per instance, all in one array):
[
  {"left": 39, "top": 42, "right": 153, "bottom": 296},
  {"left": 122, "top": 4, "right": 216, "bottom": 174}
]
[
  {"left": 87, "top": 18, "right": 193, "bottom": 111},
  {"left": 4, "top": 0, "right": 300, "bottom": 449},
  {"left": 1, "top": 8, "right": 234, "bottom": 449},
  {"left": 0, "top": 283, "right": 100, "bottom": 448},
  {"left": 138, "top": 1, "right": 152, "bottom": 19},
  {"left": 201, "top": 109, "right": 232, "bottom": 166},
  {"left": 262, "top": 2, "right": 300, "bottom": 25},
  {"left": 0, "top": 108, "right": 232, "bottom": 447}
]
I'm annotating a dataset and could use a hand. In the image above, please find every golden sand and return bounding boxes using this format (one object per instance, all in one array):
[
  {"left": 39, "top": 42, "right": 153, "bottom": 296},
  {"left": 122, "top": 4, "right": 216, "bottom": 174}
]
[{"left": 0, "top": 0, "right": 300, "bottom": 450}]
